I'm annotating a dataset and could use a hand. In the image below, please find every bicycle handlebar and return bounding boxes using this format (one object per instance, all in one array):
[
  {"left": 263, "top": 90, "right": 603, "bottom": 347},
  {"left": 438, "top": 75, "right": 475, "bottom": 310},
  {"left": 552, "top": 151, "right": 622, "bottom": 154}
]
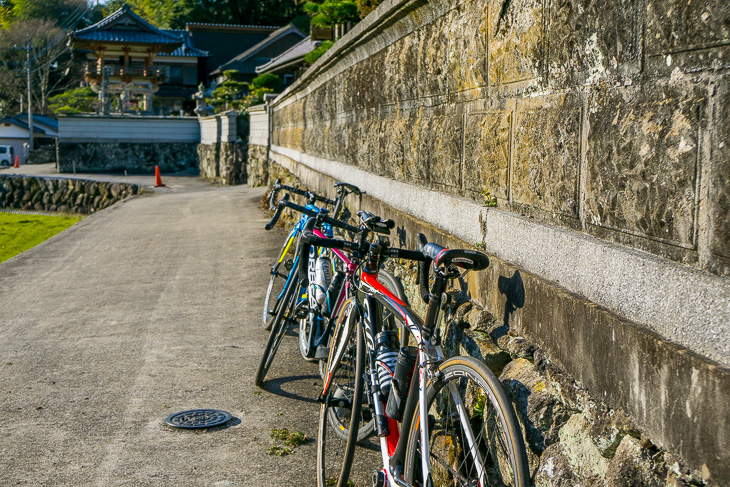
[
  {"left": 264, "top": 193, "right": 289, "bottom": 230},
  {"left": 269, "top": 178, "right": 337, "bottom": 209}
]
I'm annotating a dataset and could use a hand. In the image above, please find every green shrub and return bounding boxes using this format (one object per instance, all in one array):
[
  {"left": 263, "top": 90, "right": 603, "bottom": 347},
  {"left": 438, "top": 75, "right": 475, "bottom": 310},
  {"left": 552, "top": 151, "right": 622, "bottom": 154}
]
[
  {"left": 251, "top": 73, "right": 281, "bottom": 91},
  {"left": 304, "top": 41, "right": 334, "bottom": 64},
  {"left": 48, "top": 87, "right": 97, "bottom": 115}
]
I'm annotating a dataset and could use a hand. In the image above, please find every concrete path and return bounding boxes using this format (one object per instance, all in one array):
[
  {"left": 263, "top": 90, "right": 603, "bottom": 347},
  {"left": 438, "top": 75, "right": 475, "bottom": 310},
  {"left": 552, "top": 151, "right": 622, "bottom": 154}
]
[{"left": 0, "top": 183, "right": 323, "bottom": 486}]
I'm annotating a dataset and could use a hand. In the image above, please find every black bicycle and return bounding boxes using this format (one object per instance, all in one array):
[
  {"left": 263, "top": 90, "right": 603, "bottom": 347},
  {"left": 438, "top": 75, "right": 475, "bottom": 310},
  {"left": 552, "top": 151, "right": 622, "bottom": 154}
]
[{"left": 298, "top": 212, "right": 530, "bottom": 487}]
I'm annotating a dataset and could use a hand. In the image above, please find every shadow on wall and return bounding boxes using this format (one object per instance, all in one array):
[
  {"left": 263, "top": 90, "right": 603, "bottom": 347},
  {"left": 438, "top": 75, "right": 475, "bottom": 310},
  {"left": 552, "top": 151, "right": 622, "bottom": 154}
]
[{"left": 492, "top": 270, "right": 525, "bottom": 341}]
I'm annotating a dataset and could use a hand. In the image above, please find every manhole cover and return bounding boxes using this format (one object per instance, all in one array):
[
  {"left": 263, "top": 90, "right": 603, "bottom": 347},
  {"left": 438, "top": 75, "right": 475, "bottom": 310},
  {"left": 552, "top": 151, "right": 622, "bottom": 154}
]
[{"left": 165, "top": 409, "right": 232, "bottom": 429}]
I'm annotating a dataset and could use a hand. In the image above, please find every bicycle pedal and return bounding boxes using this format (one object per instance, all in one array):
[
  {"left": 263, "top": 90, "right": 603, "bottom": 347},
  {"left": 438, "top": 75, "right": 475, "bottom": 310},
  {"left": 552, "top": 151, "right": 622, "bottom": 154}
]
[
  {"left": 325, "top": 396, "right": 351, "bottom": 409},
  {"left": 371, "top": 470, "right": 386, "bottom": 487},
  {"left": 314, "top": 346, "right": 329, "bottom": 360}
]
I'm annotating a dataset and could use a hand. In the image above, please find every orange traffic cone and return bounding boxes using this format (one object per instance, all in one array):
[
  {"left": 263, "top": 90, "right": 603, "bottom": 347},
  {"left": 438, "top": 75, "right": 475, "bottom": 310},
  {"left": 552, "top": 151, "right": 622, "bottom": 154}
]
[
  {"left": 154, "top": 165, "right": 165, "bottom": 187},
  {"left": 13, "top": 155, "right": 19, "bottom": 168}
]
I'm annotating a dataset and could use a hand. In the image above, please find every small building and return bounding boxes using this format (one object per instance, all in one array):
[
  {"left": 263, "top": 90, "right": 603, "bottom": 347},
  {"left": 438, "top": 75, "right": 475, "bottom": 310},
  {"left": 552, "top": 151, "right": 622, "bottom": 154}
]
[
  {"left": 0, "top": 114, "right": 58, "bottom": 165},
  {"left": 255, "top": 36, "right": 321, "bottom": 88},
  {"left": 209, "top": 24, "right": 306, "bottom": 85},
  {"left": 185, "top": 23, "right": 281, "bottom": 79}
]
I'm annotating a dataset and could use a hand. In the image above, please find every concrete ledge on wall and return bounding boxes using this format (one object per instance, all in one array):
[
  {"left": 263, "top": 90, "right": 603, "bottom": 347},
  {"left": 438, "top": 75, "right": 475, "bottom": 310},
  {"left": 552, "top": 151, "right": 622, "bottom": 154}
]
[{"left": 270, "top": 144, "right": 730, "bottom": 368}]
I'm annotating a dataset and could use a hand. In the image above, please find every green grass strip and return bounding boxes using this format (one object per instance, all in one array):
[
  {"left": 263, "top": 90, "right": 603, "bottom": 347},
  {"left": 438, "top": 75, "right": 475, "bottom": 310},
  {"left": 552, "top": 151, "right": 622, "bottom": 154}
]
[{"left": 0, "top": 212, "right": 82, "bottom": 263}]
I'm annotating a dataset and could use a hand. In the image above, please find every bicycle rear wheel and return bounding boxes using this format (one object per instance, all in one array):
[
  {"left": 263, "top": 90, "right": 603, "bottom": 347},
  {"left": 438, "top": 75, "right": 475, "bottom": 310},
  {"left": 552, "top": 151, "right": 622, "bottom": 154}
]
[
  {"left": 316, "top": 300, "right": 366, "bottom": 487},
  {"left": 404, "top": 356, "right": 530, "bottom": 487},
  {"left": 254, "top": 276, "right": 299, "bottom": 387}
]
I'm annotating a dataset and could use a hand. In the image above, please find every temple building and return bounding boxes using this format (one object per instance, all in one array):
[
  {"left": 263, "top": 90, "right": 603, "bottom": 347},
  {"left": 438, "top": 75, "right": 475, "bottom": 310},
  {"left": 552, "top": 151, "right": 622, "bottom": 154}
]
[{"left": 70, "top": 5, "right": 209, "bottom": 114}]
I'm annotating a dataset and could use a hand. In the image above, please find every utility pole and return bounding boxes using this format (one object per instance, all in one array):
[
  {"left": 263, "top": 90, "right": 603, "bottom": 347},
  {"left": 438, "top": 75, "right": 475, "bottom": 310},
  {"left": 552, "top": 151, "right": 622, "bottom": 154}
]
[
  {"left": 12, "top": 37, "right": 33, "bottom": 159},
  {"left": 26, "top": 35, "right": 33, "bottom": 154}
]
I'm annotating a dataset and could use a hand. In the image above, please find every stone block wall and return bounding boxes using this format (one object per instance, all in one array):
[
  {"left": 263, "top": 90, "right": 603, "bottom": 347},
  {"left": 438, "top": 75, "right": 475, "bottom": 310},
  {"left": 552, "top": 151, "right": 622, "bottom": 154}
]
[
  {"left": 271, "top": 0, "right": 729, "bottom": 277},
  {"left": 197, "top": 111, "right": 247, "bottom": 185},
  {"left": 197, "top": 141, "right": 247, "bottom": 185},
  {"left": 59, "top": 142, "right": 197, "bottom": 174},
  {"left": 0, "top": 175, "right": 139, "bottom": 214},
  {"left": 263, "top": 0, "right": 730, "bottom": 482},
  {"left": 247, "top": 143, "right": 268, "bottom": 187}
]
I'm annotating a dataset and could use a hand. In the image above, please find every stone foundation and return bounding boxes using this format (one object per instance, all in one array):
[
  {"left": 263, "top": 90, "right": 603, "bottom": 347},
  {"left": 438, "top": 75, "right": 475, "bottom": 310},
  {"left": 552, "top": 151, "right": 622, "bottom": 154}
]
[
  {"left": 246, "top": 143, "right": 269, "bottom": 187},
  {"left": 197, "top": 142, "right": 246, "bottom": 185},
  {"left": 58, "top": 142, "right": 197, "bottom": 174},
  {"left": 0, "top": 175, "right": 139, "bottom": 214}
]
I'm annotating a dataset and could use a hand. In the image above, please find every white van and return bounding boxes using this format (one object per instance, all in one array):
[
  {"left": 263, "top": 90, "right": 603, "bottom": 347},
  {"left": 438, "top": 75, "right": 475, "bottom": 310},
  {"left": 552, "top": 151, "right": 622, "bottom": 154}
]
[{"left": 0, "top": 145, "right": 14, "bottom": 166}]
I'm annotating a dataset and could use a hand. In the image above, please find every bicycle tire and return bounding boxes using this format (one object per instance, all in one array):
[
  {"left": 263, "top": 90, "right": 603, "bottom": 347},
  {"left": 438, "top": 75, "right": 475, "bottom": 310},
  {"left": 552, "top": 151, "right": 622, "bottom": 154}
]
[
  {"left": 262, "top": 228, "right": 297, "bottom": 331},
  {"left": 316, "top": 302, "right": 365, "bottom": 487},
  {"left": 254, "top": 276, "right": 299, "bottom": 387},
  {"left": 404, "top": 356, "right": 530, "bottom": 487}
]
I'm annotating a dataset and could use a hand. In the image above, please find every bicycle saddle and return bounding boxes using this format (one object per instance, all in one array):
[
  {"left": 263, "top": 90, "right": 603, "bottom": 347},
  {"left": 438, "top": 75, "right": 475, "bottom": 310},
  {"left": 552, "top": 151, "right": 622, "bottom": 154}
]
[
  {"left": 334, "top": 182, "right": 363, "bottom": 196},
  {"left": 417, "top": 233, "right": 489, "bottom": 271},
  {"left": 358, "top": 211, "right": 395, "bottom": 235}
]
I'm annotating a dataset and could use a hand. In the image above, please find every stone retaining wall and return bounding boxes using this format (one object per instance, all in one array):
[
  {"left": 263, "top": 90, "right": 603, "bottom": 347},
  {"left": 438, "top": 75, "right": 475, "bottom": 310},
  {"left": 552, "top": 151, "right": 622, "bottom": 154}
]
[
  {"left": 59, "top": 142, "right": 197, "bottom": 174},
  {"left": 0, "top": 175, "right": 139, "bottom": 214},
  {"left": 247, "top": 143, "right": 268, "bottom": 187},
  {"left": 197, "top": 141, "right": 247, "bottom": 185}
]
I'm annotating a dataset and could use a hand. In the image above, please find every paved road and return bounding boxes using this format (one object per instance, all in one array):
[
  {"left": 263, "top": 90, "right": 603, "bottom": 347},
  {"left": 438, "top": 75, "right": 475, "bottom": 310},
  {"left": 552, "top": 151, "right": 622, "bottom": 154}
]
[{"left": 0, "top": 183, "right": 324, "bottom": 486}]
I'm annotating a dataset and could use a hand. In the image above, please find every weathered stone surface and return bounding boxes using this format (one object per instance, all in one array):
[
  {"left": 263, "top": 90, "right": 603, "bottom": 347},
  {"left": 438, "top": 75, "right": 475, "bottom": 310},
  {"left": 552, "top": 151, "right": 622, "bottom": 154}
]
[
  {"left": 501, "top": 358, "right": 572, "bottom": 455},
  {"left": 558, "top": 414, "right": 609, "bottom": 478},
  {"left": 547, "top": 0, "right": 640, "bottom": 89},
  {"left": 0, "top": 175, "right": 138, "bottom": 214},
  {"left": 198, "top": 141, "right": 246, "bottom": 185},
  {"left": 247, "top": 143, "right": 269, "bottom": 187},
  {"left": 513, "top": 94, "right": 581, "bottom": 218},
  {"left": 417, "top": 15, "right": 449, "bottom": 98},
  {"left": 488, "top": 0, "right": 544, "bottom": 88},
  {"left": 463, "top": 110, "right": 511, "bottom": 201},
  {"left": 535, "top": 443, "right": 600, "bottom": 487},
  {"left": 419, "top": 114, "right": 462, "bottom": 190},
  {"left": 604, "top": 435, "right": 666, "bottom": 487},
  {"left": 59, "top": 142, "right": 197, "bottom": 174},
  {"left": 646, "top": 0, "right": 729, "bottom": 56},
  {"left": 586, "top": 83, "right": 703, "bottom": 247},
  {"left": 447, "top": 2, "right": 488, "bottom": 96},
  {"left": 711, "top": 82, "right": 730, "bottom": 267}
]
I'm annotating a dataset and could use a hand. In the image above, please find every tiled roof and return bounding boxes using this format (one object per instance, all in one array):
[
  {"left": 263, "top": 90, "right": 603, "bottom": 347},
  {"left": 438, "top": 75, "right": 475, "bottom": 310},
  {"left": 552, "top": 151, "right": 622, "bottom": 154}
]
[
  {"left": 256, "top": 36, "right": 318, "bottom": 73},
  {"left": 73, "top": 30, "right": 182, "bottom": 44},
  {"left": 186, "top": 23, "right": 280, "bottom": 30},
  {"left": 160, "top": 30, "right": 210, "bottom": 57},
  {"left": 211, "top": 24, "right": 305, "bottom": 75},
  {"left": 72, "top": 4, "right": 182, "bottom": 45}
]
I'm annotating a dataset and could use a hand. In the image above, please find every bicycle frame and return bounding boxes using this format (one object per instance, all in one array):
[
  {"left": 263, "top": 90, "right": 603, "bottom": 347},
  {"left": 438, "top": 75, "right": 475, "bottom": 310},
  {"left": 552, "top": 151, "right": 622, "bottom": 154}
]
[
  {"left": 304, "top": 227, "right": 359, "bottom": 357},
  {"left": 364, "top": 265, "right": 498, "bottom": 487},
  {"left": 359, "top": 269, "right": 447, "bottom": 487}
]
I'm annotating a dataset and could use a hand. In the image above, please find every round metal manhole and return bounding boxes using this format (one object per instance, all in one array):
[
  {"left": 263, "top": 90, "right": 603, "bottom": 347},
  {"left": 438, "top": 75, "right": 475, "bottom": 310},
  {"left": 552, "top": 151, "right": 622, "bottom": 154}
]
[{"left": 165, "top": 409, "right": 232, "bottom": 429}]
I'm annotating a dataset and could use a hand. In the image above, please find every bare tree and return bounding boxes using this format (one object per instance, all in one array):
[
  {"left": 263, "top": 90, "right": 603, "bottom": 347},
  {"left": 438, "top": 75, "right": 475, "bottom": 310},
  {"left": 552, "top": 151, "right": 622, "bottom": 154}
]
[{"left": 0, "top": 19, "right": 84, "bottom": 116}]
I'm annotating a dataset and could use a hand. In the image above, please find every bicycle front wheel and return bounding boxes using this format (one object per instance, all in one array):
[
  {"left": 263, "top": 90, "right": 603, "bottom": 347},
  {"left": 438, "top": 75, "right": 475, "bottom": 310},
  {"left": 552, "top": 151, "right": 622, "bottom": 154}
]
[
  {"left": 404, "top": 356, "right": 530, "bottom": 487},
  {"left": 261, "top": 228, "right": 297, "bottom": 331},
  {"left": 316, "top": 300, "right": 366, "bottom": 487}
]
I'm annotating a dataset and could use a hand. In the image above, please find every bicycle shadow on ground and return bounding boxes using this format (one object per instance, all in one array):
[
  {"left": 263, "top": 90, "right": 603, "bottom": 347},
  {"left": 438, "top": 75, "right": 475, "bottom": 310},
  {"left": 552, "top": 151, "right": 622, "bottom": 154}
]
[{"left": 260, "top": 374, "right": 320, "bottom": 403}]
